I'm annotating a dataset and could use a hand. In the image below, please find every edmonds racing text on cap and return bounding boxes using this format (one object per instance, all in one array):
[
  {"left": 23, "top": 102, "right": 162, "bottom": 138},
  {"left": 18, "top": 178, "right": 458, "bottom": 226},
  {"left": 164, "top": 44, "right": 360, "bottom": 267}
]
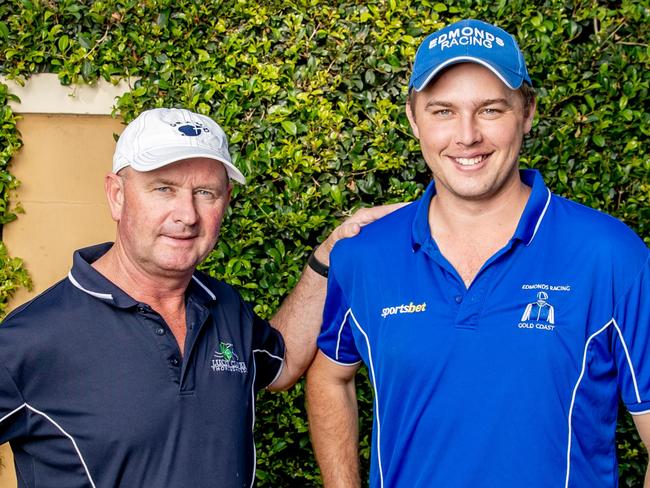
[
  {"left": 112, "top": 108, "right": 246, "bottom": 184},
  {"left": 409, "top": 19, "right": 532, "bottom": 92}
]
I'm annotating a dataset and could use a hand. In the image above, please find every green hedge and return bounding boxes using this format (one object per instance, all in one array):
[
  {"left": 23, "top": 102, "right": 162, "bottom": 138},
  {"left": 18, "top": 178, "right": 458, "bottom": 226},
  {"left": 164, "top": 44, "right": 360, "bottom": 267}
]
[{"left": 1, "top": 0, "right": 648, "bottom": 485}]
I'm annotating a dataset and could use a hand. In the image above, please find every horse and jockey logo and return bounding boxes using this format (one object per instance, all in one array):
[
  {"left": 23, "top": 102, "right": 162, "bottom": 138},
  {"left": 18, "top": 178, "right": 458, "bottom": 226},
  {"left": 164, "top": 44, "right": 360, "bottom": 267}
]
[
  {"left": 521, "top": 291, "right": 555, "bottom": 324},
  {"left": 517, "top": 289, "right": 561, "bottom": 332}
]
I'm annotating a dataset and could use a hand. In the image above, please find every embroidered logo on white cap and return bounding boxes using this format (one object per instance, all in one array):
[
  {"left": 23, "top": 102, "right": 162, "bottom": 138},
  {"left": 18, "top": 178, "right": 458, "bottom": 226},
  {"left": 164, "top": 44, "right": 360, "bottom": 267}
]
[{"left": 112, "top": 108, "right": 246, "bottom": 184}]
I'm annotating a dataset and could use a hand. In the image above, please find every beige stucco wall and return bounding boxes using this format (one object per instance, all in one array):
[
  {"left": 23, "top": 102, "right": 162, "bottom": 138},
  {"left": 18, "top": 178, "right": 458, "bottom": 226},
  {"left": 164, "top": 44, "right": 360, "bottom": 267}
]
[
  {"left": 0, "top": 75, "right": 129, "bottom": 486},
  {"left": 3, "top": 114, "right": 121, "bottom": 307}
]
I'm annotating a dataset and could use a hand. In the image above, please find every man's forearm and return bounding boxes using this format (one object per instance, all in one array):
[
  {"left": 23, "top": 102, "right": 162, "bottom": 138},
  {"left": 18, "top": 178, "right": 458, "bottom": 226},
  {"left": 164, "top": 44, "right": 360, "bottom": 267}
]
[
  {"left": 269, "top": 203, "right": 407, "bottom": 390},
  {"left": 307, "top": 354, "right": 361, "bottom": 488},
  {"left": 269, "top": 263, "right": 326, "bottom": 390}
]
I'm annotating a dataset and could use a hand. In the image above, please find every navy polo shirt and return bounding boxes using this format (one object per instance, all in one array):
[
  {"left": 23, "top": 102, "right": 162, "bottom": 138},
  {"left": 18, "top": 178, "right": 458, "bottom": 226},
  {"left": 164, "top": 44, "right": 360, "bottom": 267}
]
[
  {"left": 0, "top": 243, "right": 284, "bottom": 488},
  {"left": 318, "top": 170, "right": 650, "bottom": 488}
]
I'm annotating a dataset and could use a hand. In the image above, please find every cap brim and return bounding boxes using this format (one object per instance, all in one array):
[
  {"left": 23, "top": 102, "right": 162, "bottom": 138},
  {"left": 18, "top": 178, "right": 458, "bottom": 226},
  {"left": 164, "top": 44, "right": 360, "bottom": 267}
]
[
  {"left": 412, "top": 56, "right": 523, "bottom": 92},
  {"left": 116, "top": 147, "right": 246, "bottom": 184}
]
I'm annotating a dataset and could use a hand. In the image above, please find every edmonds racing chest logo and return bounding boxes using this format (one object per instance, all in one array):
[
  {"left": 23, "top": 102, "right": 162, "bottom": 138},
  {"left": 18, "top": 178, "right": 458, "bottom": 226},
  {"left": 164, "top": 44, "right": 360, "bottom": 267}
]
[
  {"left": 517, "top": 283, "right": 571, "bottom": 332},
  {"left": 211, "top": 342, "right": 247, "bottom": 374}
]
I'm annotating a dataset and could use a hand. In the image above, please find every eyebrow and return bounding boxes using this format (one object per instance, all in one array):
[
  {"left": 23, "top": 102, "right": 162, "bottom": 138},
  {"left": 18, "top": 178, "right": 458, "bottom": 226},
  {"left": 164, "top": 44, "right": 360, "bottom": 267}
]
[
  {"left": 424, "top": 99, "right": 453, "bottom": 109},
  {"left": 147, "top": 177, "right": 178, "bottom": 187},
  {"left": 424, "top": 98, "right": 514, "bottom": 110},
  {"left": 148, "top": 177, "right": 225, "bottom": 193},
  {"left": 477, "top": 98, "right": 513, "bottom": 108}
]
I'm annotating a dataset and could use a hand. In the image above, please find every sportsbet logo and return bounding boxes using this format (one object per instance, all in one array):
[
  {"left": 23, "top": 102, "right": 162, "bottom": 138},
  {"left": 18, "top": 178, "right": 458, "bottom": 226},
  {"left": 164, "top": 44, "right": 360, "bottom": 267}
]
[{"left": 381, "top": 302, "right": 427, "bottom": 318}]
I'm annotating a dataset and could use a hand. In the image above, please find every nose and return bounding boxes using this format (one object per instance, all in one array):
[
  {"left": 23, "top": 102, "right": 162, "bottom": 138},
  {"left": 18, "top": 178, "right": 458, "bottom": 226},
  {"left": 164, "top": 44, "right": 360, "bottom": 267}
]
[
  {"left": 454, "top": 115, "right": 482, "bottom": 146},
  {"left": 172, "top": 191, "right": 198, "bottom": 226}
]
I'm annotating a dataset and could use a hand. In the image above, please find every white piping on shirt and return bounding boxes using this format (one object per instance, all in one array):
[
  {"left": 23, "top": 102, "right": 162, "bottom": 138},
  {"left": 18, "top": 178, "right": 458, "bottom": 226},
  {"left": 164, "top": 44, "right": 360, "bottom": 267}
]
[
  {"left": 322, "top": 355, "right": 363, "bottom": 367},
  {"left": 565, "top": 317, "right": 642, "bottom": 488},
  {"left": 253, "top": 349, "right": 283, "bottom": 363},
  {"left": 69, "top": 272, "right": 216, "bottom": 302},
  {"left": 0, "top": 404, "right": 26, "bottom": 424},
  {"left": 249, "top": 359, "right": 257, "bottom": 488},
  {"left": 629, "top": 408, "right": 650, "bottom": 416},
  {"left": 527, "top": 188, "right": 552, "bottom": 246},
  {"left": 254, "top": 349, "right": 285, "bottom": 388},
  {"left": 349, "top": 308, "right": 385, "bottom": 488},
  {"left": 0, "top": 403, "right": 96, "bottom": 487},
  {"left": 67, "top": 272, "right": 113, "bottom": 300},
  {"left": 336, "top": 309, "right": 352, "bottom": 361},
  {"left": 612, "top": 318, "right": 642, "bottom": 403},
  {"left": 191, "top": 275, "right": 216, "bottom": 300}
]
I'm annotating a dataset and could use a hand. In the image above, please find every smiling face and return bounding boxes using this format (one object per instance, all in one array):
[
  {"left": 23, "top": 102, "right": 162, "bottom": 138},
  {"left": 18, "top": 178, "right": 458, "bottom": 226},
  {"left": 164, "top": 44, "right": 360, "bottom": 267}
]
[
  {"left": 407, "top": 63, "right": 535, "bottom": 205},
  {"left": 107, "top": 157, "right": 231, "bottom": 280}
]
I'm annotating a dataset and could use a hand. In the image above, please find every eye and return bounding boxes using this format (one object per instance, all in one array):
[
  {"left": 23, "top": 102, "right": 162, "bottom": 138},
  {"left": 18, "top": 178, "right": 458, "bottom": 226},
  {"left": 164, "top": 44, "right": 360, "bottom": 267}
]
[
  {"left": 154, "top": 186, "right": 171, "bottom": 192},
  {"left": 433, "top": 109, "right": 452, "bottom": 117},
  {"left": 195, "top": 189, "right": 216, "bottom": 198},
  {"left": 480, "top": 107, "right": 503, "bottom": 118}
]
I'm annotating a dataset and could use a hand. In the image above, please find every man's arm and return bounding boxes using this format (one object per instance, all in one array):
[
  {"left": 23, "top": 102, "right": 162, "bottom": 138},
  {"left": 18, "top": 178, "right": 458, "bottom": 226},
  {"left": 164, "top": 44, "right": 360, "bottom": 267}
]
[
  {"left": 633, "top": 413, "right": 650, "bottom": 488},
  {"left": 268, "top": 203, "right": 405, "bottom": 390},
  {"left": 306, "top": 351, "right": 361, "bottom": 488}
]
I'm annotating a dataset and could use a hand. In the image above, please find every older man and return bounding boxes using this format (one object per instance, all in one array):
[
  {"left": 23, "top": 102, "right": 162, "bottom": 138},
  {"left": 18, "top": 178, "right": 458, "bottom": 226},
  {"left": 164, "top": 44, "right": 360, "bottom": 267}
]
[
  {"left": 0, "top": 108, "right": 395, "bottom": 487},
  {"left": 307, "top": 19, "right": 650, "bottom": 488}
]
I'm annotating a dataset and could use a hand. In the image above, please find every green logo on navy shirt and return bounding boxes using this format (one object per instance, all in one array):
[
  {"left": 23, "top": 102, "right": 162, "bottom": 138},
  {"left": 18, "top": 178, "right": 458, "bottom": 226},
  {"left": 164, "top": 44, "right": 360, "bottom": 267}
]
[{"left": 212, "top": 342, "right": 247, "bottom": 374}]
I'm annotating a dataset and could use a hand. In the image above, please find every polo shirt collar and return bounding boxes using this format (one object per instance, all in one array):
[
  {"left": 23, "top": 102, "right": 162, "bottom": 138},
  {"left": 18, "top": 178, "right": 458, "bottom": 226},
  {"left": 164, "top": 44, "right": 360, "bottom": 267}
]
[
  {"left": 411, "top": 178, "right": 438, "bottom": 251},
  {"left": 411, "top": 169, "right": 552, "bottom": 250},
  {"left": 67, "top": 243, "right": 217, "bottom": 308},
  {"left": 187, "top": 273, "right": 218, "bottom": 305},
  {"left": 512, "top": 169, "right": 552, "bottom": 246}
]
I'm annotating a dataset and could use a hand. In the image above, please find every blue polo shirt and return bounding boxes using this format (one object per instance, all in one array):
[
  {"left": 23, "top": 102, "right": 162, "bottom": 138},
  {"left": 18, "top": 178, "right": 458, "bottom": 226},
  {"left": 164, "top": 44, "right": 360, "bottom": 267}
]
[
  {"left": 0, "top": 243, "right": 284, "bottom": 488},
  {"left": 318, "top": 170, "right": 650, "bottom": 488}
]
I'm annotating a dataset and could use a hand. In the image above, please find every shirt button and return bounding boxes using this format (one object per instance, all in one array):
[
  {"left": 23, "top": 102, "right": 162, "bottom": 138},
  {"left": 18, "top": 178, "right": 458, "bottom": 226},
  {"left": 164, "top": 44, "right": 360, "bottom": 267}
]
[
  {"left": 169, "top": 357, "right": 180, "bottom": 366},
  {"left": 137, "top": 305, "right": 147, "bottom": 313},
  {"left": 455, "top": 295, "right": 463, "bottom": 304},
  {"left": 154, "top": 328, "right": 165, "bottom": 336}
]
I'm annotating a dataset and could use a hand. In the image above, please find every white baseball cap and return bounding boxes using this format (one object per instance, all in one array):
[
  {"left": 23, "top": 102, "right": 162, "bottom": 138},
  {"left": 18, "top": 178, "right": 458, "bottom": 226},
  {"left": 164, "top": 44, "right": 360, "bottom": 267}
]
[{"left": 112, "top": 108, "right": 246, "bottom": 184}]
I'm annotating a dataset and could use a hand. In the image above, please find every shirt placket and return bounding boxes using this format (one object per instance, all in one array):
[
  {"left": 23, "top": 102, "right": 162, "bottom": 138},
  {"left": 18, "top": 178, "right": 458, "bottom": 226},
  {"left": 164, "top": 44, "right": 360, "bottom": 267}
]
[{"left": 135, "top": 303, "right": 184, "bottom": 384}]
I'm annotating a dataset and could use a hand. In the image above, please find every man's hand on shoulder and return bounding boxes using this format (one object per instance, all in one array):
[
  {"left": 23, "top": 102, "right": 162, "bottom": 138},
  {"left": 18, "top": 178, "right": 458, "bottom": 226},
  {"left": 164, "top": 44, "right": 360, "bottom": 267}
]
[{"left": 315, "top": 202, "right": 408, "bottom": 266}]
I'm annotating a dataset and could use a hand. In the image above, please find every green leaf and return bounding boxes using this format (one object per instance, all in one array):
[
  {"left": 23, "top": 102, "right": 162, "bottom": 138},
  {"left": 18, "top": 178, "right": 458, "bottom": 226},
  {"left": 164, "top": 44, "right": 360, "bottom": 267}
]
[
  {"left": 0, "top": 22, "right": 9, "bottom": 40},
  {"left": 78, "top": 33, "right": 92, "bottom": 50},
  {"left": 58, "top": 35, "right": 69, "bottom": 52},
  {"left": 592, "top": 134, "right": 606, "bottom": 147},
  {"left": 281, "top": 120, "right": 297, "bottom": 136}
]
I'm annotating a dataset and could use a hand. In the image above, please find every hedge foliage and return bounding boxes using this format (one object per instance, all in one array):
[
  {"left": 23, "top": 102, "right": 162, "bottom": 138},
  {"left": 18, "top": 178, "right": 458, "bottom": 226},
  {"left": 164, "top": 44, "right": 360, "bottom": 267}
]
[{"left": 1, "top": 0, "right": 648, "bottom": 485}]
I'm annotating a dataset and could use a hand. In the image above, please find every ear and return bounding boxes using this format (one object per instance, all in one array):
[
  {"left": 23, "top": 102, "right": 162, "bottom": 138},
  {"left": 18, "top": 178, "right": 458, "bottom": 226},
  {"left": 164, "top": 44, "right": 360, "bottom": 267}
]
[
  {"left": 523, "top": 97, "right": 537, "bottom": 134},
  {"left": 406, "top": 100, "right": 420, "bottom": 140},
  {"left": 104, "top": 172, "right": 126, "bottom": 222},
  {"left": 226, "top": 184, "right": 233, "bottom": 205}
]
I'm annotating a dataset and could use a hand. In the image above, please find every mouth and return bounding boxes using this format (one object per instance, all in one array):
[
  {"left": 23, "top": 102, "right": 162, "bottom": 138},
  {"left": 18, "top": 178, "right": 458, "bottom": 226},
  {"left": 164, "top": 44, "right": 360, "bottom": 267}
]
[
  {"left": 452, "top": 154, "right": 490, "bottom": 167},
  {"left": 162, "top": 234, "right": 198, "bottom": 242}
]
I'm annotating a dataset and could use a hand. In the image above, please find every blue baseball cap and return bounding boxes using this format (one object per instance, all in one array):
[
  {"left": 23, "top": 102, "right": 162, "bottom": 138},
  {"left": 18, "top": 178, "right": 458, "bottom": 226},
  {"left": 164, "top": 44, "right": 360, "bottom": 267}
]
[{"left": 409, "top": 19, "right": 531, "bottom": 91}]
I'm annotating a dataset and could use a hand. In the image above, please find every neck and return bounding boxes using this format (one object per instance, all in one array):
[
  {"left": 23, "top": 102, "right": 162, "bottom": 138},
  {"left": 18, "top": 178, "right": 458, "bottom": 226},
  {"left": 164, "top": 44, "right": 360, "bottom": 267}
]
[
  {"left": 430, "top": 178, "right": 531, "bottom": 236},
  {"left": 92, "top": 240, "right": 190, "bottom": 309},
  {"left": 427, "top": 177, "right": 531, "bottom": 288}
]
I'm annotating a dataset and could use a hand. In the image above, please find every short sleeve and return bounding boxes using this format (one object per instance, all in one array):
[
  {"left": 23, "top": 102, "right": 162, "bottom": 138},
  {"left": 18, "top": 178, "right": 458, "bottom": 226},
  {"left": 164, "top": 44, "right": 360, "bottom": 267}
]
[
  {"left": 317, "top": 269, "right": 362, "bottom": 365},
  {"left": 0, "top": 363, "right": 27, "bottom": 444},
  {"left": 614, "top": 254, "right": 650, "bottom": 414},
  {"left": 251, "top": 312, "right": 285, "bottom": 390}
]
